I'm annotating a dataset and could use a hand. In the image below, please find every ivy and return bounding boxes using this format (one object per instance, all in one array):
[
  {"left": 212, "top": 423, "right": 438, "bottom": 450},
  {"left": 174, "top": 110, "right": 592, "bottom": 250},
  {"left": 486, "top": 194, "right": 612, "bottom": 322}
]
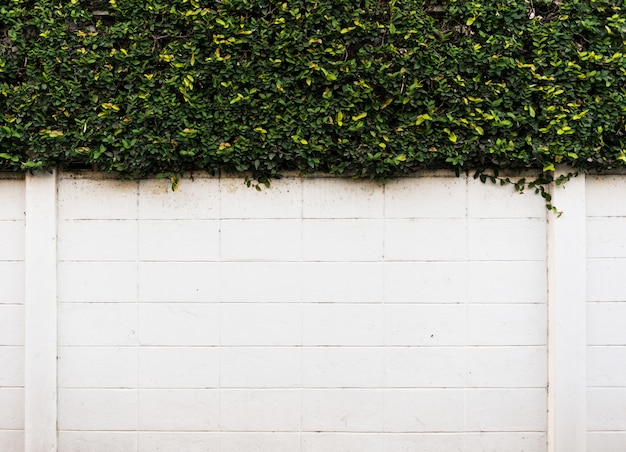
[{"left": 1, "top": 0, "right": 625, "bottom": 199}]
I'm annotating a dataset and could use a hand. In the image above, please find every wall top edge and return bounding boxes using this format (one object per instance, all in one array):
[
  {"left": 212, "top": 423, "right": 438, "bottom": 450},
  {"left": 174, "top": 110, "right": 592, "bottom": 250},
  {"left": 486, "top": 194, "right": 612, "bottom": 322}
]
[
  {"left": 56, "top": 168, "right": 550, "bottom": 181},
  {"left": 9, "top": 167, "right": 626, "bottom": 182},
  {"left": 0, "top": 172, "right": 26, "bottom": 180},
  {"left": 583, "top": 168, "right": 626, "bottom": 176}
]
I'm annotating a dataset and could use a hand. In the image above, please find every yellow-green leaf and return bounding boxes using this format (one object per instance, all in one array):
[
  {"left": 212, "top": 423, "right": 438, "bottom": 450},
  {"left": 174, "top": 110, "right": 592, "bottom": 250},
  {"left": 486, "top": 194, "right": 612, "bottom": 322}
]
[
  {"left": 101, "top": 103, "right": 120, "bottom": 111},
  {"left": 415, "top": 113, "right": 432, "bottom": 125}
]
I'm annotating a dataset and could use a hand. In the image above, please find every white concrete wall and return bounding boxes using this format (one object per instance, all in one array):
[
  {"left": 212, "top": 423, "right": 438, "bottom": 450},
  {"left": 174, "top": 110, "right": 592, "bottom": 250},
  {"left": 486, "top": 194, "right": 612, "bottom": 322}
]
[
  {"left": 2, "top": 171, "right": 625, "bottom": 451},
  {"left": 51, "top": 173, "right": 548, "bottom": 451},
  {"left": 0, "top": 177, "right": 25, "bottom": 451},
  {"left": 586, "top": 176, "right": 626, "bottom": 452}
]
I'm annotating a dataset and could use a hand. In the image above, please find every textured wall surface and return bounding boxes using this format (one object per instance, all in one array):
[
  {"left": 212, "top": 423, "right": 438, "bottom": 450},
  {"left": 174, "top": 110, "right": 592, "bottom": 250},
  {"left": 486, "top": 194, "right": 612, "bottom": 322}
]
[
  {"left": 51, "top": 173, "right": 548, "bottom": 451},
  {"left": 0, "top": 178, "right": 25, "bottom": 451},
  {"left": 4, "top": 172, "right": 624, "bottom": 451}
]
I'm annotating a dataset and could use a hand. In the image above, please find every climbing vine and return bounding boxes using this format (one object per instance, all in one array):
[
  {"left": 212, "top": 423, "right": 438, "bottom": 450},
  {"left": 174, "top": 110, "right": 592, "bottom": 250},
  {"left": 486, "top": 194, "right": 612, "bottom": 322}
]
[{"left": 1, "top": 0, "right": 625, "bottom": 201}]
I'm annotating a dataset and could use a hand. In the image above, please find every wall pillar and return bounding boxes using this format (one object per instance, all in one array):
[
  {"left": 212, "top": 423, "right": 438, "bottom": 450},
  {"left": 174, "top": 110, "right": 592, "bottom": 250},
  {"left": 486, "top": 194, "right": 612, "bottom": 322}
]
[
  {"left": 24, "top": 171, "right": 58, "bottom": 452},
  {"left": 547, "top": 171, "right": 587, "bottom": 452}
]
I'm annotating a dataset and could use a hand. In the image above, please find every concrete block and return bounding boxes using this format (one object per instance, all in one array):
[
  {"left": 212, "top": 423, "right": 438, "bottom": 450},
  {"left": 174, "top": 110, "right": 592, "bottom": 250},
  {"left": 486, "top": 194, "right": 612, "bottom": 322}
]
[
  {"left": 587, "top": 432, "right": 626, "bottom": 452},
  {"left": 587, "top": 259, "right": 626, "bottom": 301},
  {"left": 466, "top": 389, "right": 547, "bottom": 431},
  {"left": 58, "top": 178, "right": 137, "bottom": 220},
  {"left": 302, "top": 389, "right": 383, "bottom": 432},
  {"left": 467, "top": 346, "right": 547, "bottom": 388},
  {"left": 384, "top": 219, "right": 466, "bottom": 261},
  {"left": 138, "top": 347, "right": 219, "bottom": 388},
  {"left": 220, "top": 433, "right": 301, "bottom": 452},
  {"left": 303, "top": 219, "right": 383, "bottom": 261},
  {"left": 220, "top": 262, "right": 302, "bottom": 302},
  {"left": 138, "top": 262, "right": 220, "bottom": 302},
  {"left": 138, "top": 389, "right": 219, "bottom": 431},
  {"left": 0, "top": 388, "right": 23, "bottom": 429},
  {"left": 0, "top": 305, "right": 23, "bottom": 345},
  {"left": 220, "top": 347, "right": 301, "bottom": 388},
  {"left": 58, "top": 262, "right": 137, "bottom": 302},
  {"left": 384, "top": 347, "right": 465, "bottom": 388},
  {"left": 464, "top": 432, "right": 547, "bottom": 452},
  {"left": 0, "top": 347, "right": 23, "bottom": 387},
  {"left": 468, "top": 179, "right": 546, "bottom": 219},
  {"left": 139, "top": 220, "right": 220, "bottom": 261},
  {"left": 302, "top": 433, "right": 384, "bottom": 452},
  {"left": 467, "top": 304, "right": 547, "bottom": 346},
  {"left": 303, "top": 178, "right": 383, "bottom": 219},
  {"left": 0, "top": 430, "right": 24, "bottom": 452},
  {"left": 587, "top": 218, "right": 626, "bottom": 258},
  {"left": 0, "top": 221, "right": 24, "bottom": 261},
  {"left": 302, "top": 304, "right": 383, "bottom": 346},
  {"left": 588, "top": 346, "right": 626, "bottom": 387},
  {"left": 0, "top": 262, "right": 24, "bottom": 304},
  {"left": 384, "top": 176, "right": 467, "bottom": 219},
  {"left": 220, "top": 303, "right": 301, "bottom": 346},
  {"left": 385, "top": 304, "right": 466, "bottom": 346},
  {"left": 138, "top": 432, "right": 219, "bottom": 452},
  {"left": 467, "top": 261, "right": 547, "bottom": 303},
  {"left": 58, "top": 431, "right": 137, "bottom": 452},
  {"left": 58, "top": 347, "right": 136, "bottom": 389},
  {"left": 0, "top": 180, "right": 25, "bottom": 220},
  {"left": 383, "top": 433, "right": 464, "bottom": 451},
  {"left": 384, "top": 389, "right": 465, "bottom": 432},
  {"left": 138, "top": 178, "right": 219, "bottom": 220},
  {"left": 588, "top": 388, "right": 626, "bottom": 431},
  {"left": 58, "top": 388, "right": 137, "bottom": 430},
  {"left": 221, "top": 219, "right": 302, "bottom": 261},
  {"left": 138, "top": 303, "right": 219, "bottom": 346},
  {"left": 384, "top": 262, "right": 467, "bottom": 303},
  {"left": 58, "top": 303, "right": 137, "bottom": 346},
  {"left": 586, "top": 176, "right": 626, "bottom": 217},
  {"left": 219, "top": 389, "right": 301, "bottom": 431},
  {"left": 302, "top": 347, "right": 384, "bottom": 388},
  {"left": 302, "top": 262, "right": 383, "bottom": 303},
  {"left": 467, "top": 219, "right": 546, "bottom": 261},
  {"left": 58, "top": 220, "right": 138, "bottom": 262},
  {"left": 221, "top": 177, "right": 302, "bottom": 218},
  {"left": 588, "top": 303, "right": 626, "bottom": 345}
]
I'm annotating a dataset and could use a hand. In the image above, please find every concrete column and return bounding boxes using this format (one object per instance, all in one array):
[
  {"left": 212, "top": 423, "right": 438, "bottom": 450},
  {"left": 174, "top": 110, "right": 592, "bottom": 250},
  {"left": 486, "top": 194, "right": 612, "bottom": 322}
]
[
  {"left": 547, "top": 171, "right": 587, "bottom": 452},
  {"left": 24, "top": 171, "right": 57, "bottom": 452}
]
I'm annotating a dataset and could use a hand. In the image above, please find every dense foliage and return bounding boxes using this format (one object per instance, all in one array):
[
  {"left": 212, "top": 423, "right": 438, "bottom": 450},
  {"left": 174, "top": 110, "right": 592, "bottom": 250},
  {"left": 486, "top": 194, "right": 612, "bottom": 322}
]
[{"left": 1, "top": 0, "right": 625, "bottom": 189}]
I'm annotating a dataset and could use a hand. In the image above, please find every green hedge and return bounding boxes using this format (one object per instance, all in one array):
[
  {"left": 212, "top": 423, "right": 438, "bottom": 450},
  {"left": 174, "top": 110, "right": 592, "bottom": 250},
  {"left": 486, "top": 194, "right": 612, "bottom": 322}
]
[{"left": 1, "top": 0, "right": 625, "bottom": 189}]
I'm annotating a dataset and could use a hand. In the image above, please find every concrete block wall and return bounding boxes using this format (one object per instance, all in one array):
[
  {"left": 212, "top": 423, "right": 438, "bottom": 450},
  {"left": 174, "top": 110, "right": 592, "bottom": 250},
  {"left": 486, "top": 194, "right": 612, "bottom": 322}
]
[
  {"left": 0, "top": 177, "right": 25, "bottom": 451},
  {"left": 3, "top": 171, "right": 626, "bottom": 451},
  {"left": 586, "top": 176, "right": 626, "bottom": 452},
  {"left": 50, "top": 173, "right": 549, "bottom": 451}
]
